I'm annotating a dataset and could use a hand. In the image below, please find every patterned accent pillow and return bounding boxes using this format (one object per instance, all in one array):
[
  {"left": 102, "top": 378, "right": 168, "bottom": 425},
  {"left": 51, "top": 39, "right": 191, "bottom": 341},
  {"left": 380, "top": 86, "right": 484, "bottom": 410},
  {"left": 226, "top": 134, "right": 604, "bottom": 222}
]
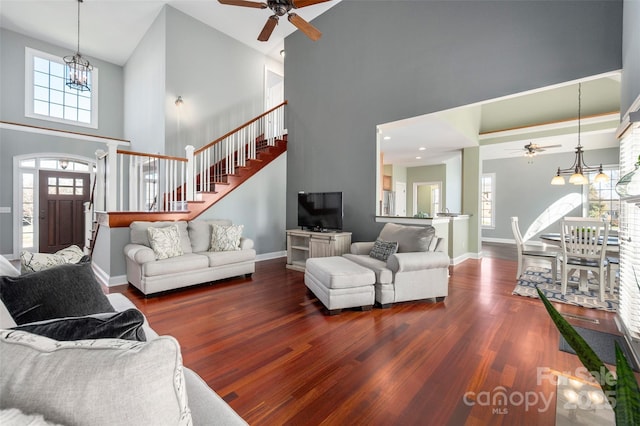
[
  {"left": 147, "top": 225, "right": 184, "bottom": 260},
  {"left": 210, "top": 224, "right": 243, "bottom": 252},
  {"left": 369, "top": 239, "right": 399, "bottom": 261},
  {"left": 21, "top": 245, "right": 85, "bottom": 273},
  {"left": 0, "top": 330, "right": 191, "bottom": 426}
]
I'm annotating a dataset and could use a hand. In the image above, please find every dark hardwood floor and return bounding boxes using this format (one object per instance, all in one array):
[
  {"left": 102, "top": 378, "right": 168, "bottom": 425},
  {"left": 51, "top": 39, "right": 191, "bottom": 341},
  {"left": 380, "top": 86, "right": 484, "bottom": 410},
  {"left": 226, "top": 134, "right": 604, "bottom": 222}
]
[{"left": 113, "top": 252, "right": 623, "bottom": 425}]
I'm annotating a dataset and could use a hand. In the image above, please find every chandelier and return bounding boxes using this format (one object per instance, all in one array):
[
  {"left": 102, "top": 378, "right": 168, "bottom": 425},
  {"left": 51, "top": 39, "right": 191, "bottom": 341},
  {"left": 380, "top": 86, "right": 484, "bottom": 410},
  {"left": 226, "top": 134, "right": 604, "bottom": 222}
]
[
  {"left": 550, "top": 83, "right": 609, "bottom": 185},
  {"left": 63, "top": 0, "right": 92, "bottom": 91}
]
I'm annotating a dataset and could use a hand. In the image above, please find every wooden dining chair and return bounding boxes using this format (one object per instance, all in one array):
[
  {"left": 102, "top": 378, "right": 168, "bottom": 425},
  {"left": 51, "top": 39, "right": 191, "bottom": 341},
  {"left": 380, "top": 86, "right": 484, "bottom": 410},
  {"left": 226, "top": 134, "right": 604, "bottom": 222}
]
[
  {"left": 559, "top": 217, "right": 609, "bottom": 302},
  {"left": 511, "top": 217, "right": 559, "bottom": 281}
]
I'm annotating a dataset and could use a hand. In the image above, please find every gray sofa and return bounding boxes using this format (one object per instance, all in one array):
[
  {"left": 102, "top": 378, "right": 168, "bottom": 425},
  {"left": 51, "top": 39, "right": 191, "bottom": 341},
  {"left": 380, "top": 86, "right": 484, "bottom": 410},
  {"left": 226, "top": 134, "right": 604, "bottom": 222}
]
[
  {"left": 343, "top": 223, "right": 450, "bottom": 307},
  {"left": 124, "top": 220, "right": 256, "bottom": 296},
  {"left": 0, "top": 255, "right": 247, "bottom": 425}
]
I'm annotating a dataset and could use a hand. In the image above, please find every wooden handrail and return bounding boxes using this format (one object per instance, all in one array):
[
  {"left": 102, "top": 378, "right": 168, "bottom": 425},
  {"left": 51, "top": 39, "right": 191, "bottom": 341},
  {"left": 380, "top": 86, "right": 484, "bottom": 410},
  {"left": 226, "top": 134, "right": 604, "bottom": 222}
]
[
  {"left": 194, "top": 100, "right": 288, "bottom": 155},
  {"left": 116, "top": 149, "right": 187, "bottom": 162}
]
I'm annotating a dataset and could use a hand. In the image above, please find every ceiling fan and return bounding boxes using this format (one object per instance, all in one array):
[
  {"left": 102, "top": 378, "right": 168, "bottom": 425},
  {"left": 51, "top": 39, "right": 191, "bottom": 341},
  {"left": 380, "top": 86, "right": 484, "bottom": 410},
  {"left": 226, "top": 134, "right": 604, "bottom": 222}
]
[
  {"left": 218, "top": 0, "right": 330, "bottom": 42},
  {"left": 517, "top": 142, "right": 562, "bottom": 157}
]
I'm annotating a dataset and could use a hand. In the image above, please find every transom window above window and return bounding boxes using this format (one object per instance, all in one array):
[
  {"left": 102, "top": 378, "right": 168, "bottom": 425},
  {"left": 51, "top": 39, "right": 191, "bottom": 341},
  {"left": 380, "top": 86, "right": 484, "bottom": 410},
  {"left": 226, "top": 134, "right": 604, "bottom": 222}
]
[{"left": 25, "top": 47, "right": 98, "bottom": 128}]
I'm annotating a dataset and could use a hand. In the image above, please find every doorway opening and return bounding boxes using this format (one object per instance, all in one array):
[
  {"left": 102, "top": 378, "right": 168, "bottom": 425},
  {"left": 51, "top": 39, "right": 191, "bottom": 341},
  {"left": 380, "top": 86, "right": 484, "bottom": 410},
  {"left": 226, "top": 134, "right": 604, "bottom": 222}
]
[
  {"left": 412, "top": 181, "right": 442, "bottom": 217},
  {"left": 14, "top": 154, "right": 95, "bottom": 256}
]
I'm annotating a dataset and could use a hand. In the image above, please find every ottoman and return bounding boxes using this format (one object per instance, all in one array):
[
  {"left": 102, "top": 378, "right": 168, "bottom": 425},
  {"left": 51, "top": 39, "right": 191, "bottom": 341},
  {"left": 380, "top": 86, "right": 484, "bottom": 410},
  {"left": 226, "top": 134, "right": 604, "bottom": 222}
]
[{"left": 305, "top": 256, "right": 376, "bottom": 315}]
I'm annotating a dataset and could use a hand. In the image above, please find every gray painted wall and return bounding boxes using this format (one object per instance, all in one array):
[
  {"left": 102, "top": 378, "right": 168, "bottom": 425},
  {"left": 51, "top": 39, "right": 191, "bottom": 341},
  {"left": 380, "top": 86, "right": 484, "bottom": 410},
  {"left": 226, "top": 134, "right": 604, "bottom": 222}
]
[
  {"left": 621, "top": 0, "right": 640, "bottom": 115},
  {"left": 164, "top": 6, "right": 266, "bottom": 157},
  {"left": 0, "top": 29, "right": 124, "bottom": 255},
  {"left": 482, "top": 147, "right": 620, "bottom": 241},
  {"left": 123, "top": 8, "right": 166, "bottom": 154},
  {"left": 284, "top": 0, "right": 623, "bottom": 245}
]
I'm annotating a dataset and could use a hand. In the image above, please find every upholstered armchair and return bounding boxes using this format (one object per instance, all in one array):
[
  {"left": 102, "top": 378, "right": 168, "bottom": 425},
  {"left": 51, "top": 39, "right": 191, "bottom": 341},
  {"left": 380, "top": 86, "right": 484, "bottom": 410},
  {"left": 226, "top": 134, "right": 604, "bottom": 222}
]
[{"left": 343, "top": 223, "right": 450, "bottom": 307}]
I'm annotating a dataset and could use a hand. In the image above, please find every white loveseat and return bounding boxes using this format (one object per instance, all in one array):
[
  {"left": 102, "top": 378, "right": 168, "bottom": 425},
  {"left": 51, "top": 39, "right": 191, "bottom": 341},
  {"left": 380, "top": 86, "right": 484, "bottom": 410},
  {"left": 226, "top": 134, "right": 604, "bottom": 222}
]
[
  {"left": 343, "top": 223, "right": 450, "bottom": 307},
  {"left": 124, "top": 220, "right": 256, "bottom": 296}
]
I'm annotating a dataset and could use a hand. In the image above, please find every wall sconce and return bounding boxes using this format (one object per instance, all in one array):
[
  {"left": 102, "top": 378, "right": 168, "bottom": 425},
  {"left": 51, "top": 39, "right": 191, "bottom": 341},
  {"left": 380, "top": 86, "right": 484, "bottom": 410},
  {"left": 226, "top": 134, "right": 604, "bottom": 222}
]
[
  {"left": 175, "top": 96, "right": 184, "bottom": 107},
  {"left": 59, "top": 159, "right": 69, "bottom": 170},
  {"left": 280, "top": 49, "right": 286, "bottom": 58}
]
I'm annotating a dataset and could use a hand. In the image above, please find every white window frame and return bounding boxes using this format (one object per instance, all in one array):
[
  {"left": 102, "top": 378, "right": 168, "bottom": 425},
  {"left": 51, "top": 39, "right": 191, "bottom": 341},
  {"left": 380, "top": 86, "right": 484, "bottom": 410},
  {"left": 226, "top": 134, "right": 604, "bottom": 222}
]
[
  {"left": 25, "top": 47, "right": 99, "bottom": 129},
  {"left": 481, "top": 173, "right": 496, "bottom": 229},
  {"left": 582, "top": 164, "right": 620, "bottom": 229}
]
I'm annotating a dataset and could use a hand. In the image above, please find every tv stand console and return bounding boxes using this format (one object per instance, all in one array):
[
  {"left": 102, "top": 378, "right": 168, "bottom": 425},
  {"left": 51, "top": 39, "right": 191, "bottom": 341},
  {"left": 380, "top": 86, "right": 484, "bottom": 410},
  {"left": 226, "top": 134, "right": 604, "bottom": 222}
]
[{"left": 286, "top": 229, "right": 352, "bottom": 272}]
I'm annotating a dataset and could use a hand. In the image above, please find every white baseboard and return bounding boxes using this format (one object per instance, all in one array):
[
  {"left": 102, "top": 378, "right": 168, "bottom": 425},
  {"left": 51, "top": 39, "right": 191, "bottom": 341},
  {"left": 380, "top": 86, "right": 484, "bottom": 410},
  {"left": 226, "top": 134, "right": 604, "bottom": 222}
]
[
  {"left": 92, "top": 263, "right": 128, "bottom": 287},
  {"left": 450, "top": 252, "right": 482, "bottom": 265},
  {"left": 256, "top": 251, "right": 286, "bottom": 262}
]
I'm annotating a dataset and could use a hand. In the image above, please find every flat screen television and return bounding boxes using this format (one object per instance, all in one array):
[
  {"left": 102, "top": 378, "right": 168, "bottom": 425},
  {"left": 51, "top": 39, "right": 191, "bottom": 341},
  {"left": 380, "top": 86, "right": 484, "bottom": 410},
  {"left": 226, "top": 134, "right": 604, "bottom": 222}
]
[{"left": 297, "top": 192, "right": 343, "bottom": 231}]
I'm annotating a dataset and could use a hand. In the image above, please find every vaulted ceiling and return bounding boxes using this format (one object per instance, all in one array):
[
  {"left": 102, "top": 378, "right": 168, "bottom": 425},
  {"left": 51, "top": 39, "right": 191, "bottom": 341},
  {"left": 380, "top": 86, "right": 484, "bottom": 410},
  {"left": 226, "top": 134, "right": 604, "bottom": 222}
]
[{"left": 0, "top": 0, "right": 341, "bottom": 65}]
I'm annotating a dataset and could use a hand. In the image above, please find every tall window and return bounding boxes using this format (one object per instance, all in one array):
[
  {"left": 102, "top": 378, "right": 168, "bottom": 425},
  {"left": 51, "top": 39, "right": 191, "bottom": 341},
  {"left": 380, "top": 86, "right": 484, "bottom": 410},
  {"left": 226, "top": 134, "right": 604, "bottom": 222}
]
[
  {"left": 481, "top": 173, "right": 495, "bottom": 228},
  {"left": 585, "top": 166, "right": 620, "bottom": 230},
  {"left": 25, "top": 47, "right": 98, "bottom": 128}
]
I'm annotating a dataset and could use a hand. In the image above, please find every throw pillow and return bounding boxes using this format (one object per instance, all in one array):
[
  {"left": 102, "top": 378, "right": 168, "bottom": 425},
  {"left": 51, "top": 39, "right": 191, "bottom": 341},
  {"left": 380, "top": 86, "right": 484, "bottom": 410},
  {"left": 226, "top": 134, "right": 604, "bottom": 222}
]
[
  {"left": 369, "top": 239, "right": 399, "bottom": 261},
  {"left": 0, "top": 330, "right": 192, "bottom": 426},
  {"left": 0, "top": 261, "right": 115, "bottom": 325},
  {"left": 210, "top": 224, "right": 243, "bottom": 252},
  {"left": 12, "top": 309, "right": 147, "bottom": 342},
  {"left": 20, "top": 245, "right": 86, "bottom": 273},
  {"left": 148, "top": 224, "right": 184, "bottom": 259},
  {"left": 378, "top": 223, "right": 435, "bottom": 253}
]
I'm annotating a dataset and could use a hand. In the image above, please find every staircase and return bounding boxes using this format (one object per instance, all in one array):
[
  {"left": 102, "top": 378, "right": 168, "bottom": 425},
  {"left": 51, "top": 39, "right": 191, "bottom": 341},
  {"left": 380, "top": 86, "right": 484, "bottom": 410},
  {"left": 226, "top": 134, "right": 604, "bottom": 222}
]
[{"left": 93, "top": 102, "right": 288, "bottom": 228}]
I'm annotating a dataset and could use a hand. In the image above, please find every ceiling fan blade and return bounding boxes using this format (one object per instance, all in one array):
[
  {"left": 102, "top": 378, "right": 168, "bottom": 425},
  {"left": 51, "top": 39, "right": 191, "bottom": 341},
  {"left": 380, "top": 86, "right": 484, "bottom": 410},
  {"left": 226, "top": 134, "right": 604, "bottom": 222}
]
[
  {"left": 218, "top": 0, "right": 267, "bottom": 9},
  {"left": 258, "top": 16, "right": 279, "bottom": 42},
  {"left": 292, "top": 0, "right": 332, "bottom": 9},
  {"left": 288, "top": 13, "right": 322, "bottom": 41},
  {"left": 538, "top": 144, "right": 562, "bottom": 149}
]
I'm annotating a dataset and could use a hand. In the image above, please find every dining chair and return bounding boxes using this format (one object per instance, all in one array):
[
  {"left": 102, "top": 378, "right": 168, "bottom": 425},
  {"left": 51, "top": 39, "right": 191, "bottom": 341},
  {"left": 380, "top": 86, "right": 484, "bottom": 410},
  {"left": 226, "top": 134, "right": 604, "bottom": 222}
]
[
  {"left": 606, "top": 256, "right": 620, "bottom": 295},
  {"left": 559, "top": 217, "right": 609, "bottom": 302},
  {"left": 511, "top": 217, "right": 559, "bottom": 281}
]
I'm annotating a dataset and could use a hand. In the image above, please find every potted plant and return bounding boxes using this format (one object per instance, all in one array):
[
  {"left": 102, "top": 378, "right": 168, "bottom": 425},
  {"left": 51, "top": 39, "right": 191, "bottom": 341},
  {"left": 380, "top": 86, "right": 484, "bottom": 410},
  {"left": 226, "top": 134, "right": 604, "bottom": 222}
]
[{"left": 536, "top": 287, "right": 640, "bottom": 424}]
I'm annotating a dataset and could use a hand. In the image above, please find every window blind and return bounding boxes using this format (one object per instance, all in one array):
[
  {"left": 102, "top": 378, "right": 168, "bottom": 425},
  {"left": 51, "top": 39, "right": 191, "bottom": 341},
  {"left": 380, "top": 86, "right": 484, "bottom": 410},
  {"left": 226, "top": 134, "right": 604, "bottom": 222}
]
[{"left": 618, "top": 123, "right": 640, "bottom": 343}]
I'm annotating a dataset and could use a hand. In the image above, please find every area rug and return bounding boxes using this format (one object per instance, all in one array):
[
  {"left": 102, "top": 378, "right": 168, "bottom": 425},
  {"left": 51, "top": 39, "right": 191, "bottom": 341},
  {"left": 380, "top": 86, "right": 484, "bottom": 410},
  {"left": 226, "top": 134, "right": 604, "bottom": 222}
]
[
  {"left": 559, "top": 326, "right": 640, "bottom": 372},
  {"left": 512, "top": 266, "right": 618, "bottom": 312}
]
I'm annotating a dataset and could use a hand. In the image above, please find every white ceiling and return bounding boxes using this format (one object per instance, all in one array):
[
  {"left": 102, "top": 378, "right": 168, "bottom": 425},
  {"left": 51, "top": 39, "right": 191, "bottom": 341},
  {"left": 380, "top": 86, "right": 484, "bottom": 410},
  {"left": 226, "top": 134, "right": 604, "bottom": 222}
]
[{"left": 0, "top": 0, "right": 341, "bottom": 65}]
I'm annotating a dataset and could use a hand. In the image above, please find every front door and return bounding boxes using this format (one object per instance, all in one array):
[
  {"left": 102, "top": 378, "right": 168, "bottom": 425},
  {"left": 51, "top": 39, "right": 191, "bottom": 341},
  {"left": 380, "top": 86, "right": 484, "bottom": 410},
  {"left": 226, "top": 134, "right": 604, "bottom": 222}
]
[{"left": 38, "top": 170, "right": 90, "bottom": 253}]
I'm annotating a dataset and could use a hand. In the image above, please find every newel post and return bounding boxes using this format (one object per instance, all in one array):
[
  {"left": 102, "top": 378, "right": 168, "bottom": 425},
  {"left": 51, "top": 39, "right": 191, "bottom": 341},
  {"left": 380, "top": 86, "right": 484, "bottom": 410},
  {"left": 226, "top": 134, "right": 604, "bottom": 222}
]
[
  {"left": 94, "top": 149, "right": 106, "bottom": 212},
  {"left": 185, "top": 145, "right": 195, "bottom": 201},
  {"left": 106, "top": 141, "right": 118, "bottom": 211}
]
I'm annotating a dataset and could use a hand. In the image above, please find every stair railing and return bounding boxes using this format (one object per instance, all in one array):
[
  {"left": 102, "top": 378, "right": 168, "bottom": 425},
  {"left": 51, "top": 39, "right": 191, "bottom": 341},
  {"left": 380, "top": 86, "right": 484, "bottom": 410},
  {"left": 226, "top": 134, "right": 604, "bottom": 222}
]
[
  {"left": 94, "top": 101, "right": 287, "bottom": 212},
  {"left": 192, "top": 101, "right": 287, "bottom": 195}
]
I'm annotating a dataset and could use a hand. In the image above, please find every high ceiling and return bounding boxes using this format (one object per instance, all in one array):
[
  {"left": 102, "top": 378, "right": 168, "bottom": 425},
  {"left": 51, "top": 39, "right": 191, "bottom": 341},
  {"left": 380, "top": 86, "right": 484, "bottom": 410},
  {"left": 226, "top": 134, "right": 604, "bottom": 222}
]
[
  {"left": 1, "top": 1, "right": 622, "bottom": 165},
  {"left": 379, "top": 72, "right": 622, "bottom": 167},
  {"left": 0, "top": 0, "right": 341, "bottom": 65}
]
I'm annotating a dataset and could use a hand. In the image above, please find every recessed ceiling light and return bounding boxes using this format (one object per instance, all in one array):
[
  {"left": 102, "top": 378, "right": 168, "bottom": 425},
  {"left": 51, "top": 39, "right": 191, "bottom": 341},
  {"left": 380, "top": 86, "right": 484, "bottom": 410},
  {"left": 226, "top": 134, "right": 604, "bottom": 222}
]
[
  {"left": 418, "top": 147, "right": 426, "bottom": 151},
  {"left": 416, "top": 156, "right": 422, "bottom": 159},
  {"left": 383, "top": 136, "right": 391, "bottom": 140}
]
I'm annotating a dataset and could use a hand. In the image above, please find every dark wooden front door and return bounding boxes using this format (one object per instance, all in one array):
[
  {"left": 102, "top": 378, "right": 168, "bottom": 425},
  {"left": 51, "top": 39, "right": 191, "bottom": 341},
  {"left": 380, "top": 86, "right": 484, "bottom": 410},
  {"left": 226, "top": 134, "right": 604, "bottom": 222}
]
[{"left": 38, "top": 170, "right": 90, "bottom": 253}]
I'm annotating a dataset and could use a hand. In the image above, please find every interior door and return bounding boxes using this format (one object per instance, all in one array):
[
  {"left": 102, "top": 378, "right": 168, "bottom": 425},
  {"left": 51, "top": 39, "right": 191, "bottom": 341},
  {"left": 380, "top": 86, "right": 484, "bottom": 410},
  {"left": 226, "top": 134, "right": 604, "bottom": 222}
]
[{"left": 38, "top": 170, "right": 90, "bottom": 253}]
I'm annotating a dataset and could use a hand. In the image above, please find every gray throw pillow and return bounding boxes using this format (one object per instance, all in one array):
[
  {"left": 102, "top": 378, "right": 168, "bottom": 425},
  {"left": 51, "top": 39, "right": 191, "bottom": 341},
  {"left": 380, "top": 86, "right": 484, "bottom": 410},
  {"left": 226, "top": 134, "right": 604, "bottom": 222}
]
[
  {"left": 0, "top": 261, "right": 114, "bottom": 325},
  {"left": 369, "top": 239, "right": 399, "bottom": 261},
  {"left": 378, "top": 223, "right": 435, "bottom": 253},
  {"left": 12, "top": 309, "right": 147, "bottom": 342}
]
